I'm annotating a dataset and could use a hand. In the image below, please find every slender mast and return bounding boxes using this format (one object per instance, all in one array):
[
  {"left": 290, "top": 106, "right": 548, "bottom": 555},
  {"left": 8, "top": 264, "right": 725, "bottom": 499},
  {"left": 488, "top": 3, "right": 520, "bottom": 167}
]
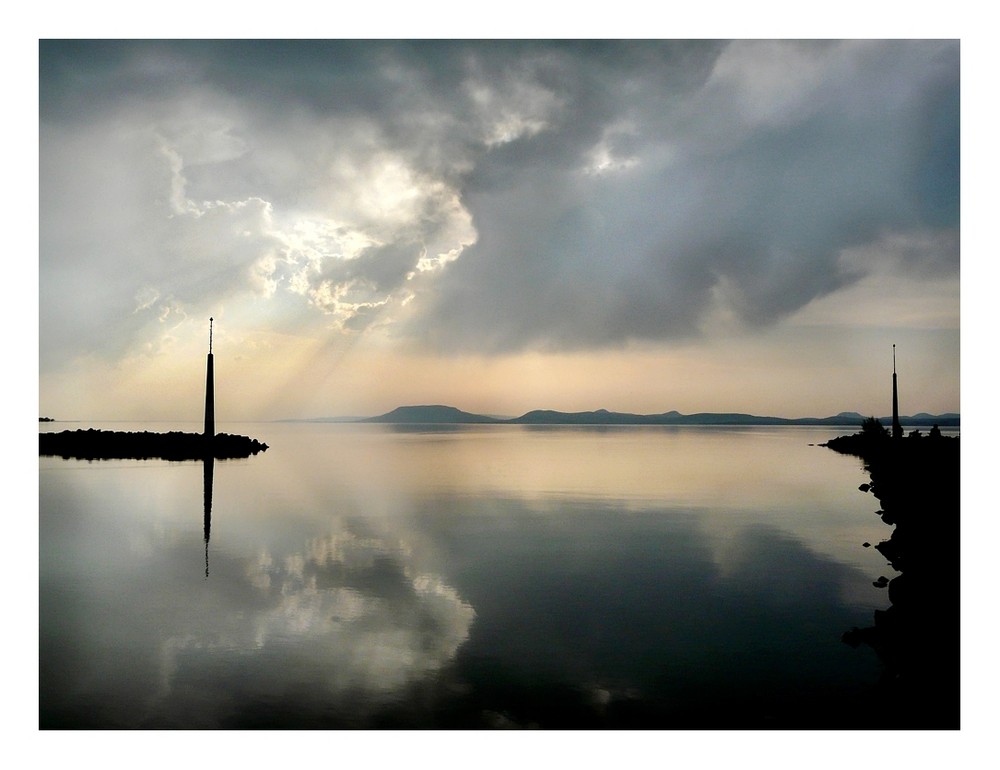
[
  {"left": 204, "top": 318, "right": 215, "bottom": 438},
  {"left": 891, "top": 343, "right": 902, "bottom": 439}
]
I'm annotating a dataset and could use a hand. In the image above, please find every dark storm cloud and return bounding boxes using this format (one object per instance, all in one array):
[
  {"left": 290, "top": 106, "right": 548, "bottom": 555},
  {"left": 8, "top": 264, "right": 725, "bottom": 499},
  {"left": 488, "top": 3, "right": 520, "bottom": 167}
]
[
  {"left": 39, "top": 40, "right": 959, "bottom": 363},
  {"left": 413, "top": 40, "right": 960, "bottom": 351}
]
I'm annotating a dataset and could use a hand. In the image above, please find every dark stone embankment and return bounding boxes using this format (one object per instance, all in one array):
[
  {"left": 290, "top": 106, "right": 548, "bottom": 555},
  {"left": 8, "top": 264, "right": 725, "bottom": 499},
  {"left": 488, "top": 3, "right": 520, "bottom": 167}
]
[
  {"left": 825, "top": 429, "right": 959, "bottom": 728},
  {"left": 39, "top": 429, "right": 268, "bottom": 460}
]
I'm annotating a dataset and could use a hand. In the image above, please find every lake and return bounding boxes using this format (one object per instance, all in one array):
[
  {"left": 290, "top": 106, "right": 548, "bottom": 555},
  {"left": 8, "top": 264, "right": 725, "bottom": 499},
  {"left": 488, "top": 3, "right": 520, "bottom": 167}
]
[{"left": 40, "top": 422, "right": 900, "bottom": 728}]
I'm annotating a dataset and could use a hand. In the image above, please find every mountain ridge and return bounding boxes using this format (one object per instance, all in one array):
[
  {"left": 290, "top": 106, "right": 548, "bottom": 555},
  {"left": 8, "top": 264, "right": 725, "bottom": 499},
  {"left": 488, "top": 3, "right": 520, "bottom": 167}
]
[{"left": 311, "top": 404, "right": 961, "bottom": 427}]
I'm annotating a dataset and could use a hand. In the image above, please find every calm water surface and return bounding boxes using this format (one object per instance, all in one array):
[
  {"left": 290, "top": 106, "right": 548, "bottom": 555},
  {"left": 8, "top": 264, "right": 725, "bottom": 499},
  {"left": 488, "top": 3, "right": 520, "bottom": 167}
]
[{"left": 40, "top": 423, "right": 897, "bottom": 728}]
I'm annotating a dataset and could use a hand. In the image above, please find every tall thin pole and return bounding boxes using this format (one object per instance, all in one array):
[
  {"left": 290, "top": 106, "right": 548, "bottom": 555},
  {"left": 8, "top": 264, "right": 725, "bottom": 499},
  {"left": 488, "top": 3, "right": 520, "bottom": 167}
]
[
  {"left": 204, "top": 318, "right": 215, "bottom": 438},
  {"left": 891, "top": 343, "right": 902, "bottom": 440}
]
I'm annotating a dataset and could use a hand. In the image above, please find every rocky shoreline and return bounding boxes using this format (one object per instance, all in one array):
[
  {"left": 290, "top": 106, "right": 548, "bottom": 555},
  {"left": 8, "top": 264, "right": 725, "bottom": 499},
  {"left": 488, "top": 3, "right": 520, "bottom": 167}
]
[
  {"left": 39, "top": 429, "right": 269, "bottom": 461},
  {"left": 825, "top": 428, "right": 960, "bottom": 728}
]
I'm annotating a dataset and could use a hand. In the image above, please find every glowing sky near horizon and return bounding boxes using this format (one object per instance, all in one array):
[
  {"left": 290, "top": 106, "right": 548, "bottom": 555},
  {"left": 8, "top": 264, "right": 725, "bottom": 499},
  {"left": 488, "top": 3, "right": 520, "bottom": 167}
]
[{"left": 39, "top": 40, "right": 960, "bottom": 421}]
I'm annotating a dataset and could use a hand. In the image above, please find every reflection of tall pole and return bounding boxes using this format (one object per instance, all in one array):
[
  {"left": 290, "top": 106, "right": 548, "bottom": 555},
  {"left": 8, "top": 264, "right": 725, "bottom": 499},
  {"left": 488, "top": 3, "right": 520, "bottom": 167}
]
[
  {"left": 204, "top": 318, "right": 215, "bottom": 438},
  {"left": 203, "top": 320, "right": 216, "bottom": 577},
  {"left": 892, "top": 344, "right": 903, "bottom": 440},
  {"left": 203, "top": 456, "right": 214, "bottom": 578}
]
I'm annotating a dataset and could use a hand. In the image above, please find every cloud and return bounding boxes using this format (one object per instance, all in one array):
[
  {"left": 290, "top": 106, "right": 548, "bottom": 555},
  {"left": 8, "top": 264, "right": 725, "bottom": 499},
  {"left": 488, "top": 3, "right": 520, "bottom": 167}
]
[
  {"left": 40, "top": 40, "right": 959, "bottom": 370},
  {"left": 39, "top": 114, "right": 286, "bottom": 368},
  {"left": 412, "top": 40, "right": 960, "bottom": 351}
]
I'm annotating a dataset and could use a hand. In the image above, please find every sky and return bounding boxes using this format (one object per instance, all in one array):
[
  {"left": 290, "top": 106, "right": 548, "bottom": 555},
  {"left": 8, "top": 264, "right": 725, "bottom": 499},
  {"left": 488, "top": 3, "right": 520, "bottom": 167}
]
[
  {"left": 23, "top": 15, "right": 996, "bottom": 762},
  {"left": 38, "top": 39, "right": 961, "bottom": 421}
]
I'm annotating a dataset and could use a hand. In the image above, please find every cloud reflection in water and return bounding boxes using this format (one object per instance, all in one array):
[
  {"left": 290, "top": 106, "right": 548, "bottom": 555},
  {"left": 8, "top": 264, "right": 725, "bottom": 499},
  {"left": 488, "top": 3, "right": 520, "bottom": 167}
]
[
  {"left": 40, "top": 426, "right": 887, "bottom": 728},
  {"left": 158, "top": 527, "right": 475, "bottom": 724}
]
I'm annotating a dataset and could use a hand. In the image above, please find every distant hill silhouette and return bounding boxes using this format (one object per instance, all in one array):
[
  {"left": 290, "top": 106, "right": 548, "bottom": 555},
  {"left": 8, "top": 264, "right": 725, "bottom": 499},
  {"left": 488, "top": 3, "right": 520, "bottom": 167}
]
[
  {"left": 341, "top": 405, "right": 960, "bottom": 427},
  {"left": 362, "top": 405, "right": 502, "bottom": 424}
]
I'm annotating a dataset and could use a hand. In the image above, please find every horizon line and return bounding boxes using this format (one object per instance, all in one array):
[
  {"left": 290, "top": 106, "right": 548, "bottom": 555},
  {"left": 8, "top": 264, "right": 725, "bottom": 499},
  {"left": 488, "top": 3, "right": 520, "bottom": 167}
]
[{"left": 40, "top": 403, "right": 962, "bottom": 424}]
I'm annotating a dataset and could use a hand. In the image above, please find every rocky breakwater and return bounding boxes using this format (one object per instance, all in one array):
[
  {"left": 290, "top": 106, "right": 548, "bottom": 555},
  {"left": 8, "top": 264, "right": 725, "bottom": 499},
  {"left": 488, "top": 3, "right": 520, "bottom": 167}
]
[
  {"left": 825, "top": 425, "right": 959, "bottom": 728},
  {"left": 40, "top": 429, "right": 268, "bottom": 461}
]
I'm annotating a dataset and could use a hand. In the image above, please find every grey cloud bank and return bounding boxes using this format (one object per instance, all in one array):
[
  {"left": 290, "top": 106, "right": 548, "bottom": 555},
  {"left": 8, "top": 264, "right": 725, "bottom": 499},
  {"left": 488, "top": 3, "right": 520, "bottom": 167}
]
[{"left": 40, "top": 40, "right": 959, "bottom": 368}]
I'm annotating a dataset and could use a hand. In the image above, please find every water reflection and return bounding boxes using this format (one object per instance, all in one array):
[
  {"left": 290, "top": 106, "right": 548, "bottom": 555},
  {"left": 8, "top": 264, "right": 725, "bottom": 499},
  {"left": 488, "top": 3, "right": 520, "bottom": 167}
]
[
  {"left": 40, "top": 458, "right": 477, "bottom": 728},
  {"left": 402, "top": 500, "right": 880, "bottom": 729},
  {"left": 381, "top": 423, "right": 471, "bottom": 434},
  {"left": 203, "top": 457, "right": 213, "bottom": 578},
  {"left": 154, "top": 526, "right": 476, "bottom": 727},
  {"left": 39, "top": 425, "right": 886, "bottom": 728}
]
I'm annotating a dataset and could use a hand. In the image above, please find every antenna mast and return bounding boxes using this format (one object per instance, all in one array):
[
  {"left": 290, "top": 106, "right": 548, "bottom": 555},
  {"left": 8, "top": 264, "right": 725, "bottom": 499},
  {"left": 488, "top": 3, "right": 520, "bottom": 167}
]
[
  {"left": 204, "top": 318, "right": 215, "bottom": 438},
  {"left": 891, "top": 343, "right": 902, "bottom": 439}
]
